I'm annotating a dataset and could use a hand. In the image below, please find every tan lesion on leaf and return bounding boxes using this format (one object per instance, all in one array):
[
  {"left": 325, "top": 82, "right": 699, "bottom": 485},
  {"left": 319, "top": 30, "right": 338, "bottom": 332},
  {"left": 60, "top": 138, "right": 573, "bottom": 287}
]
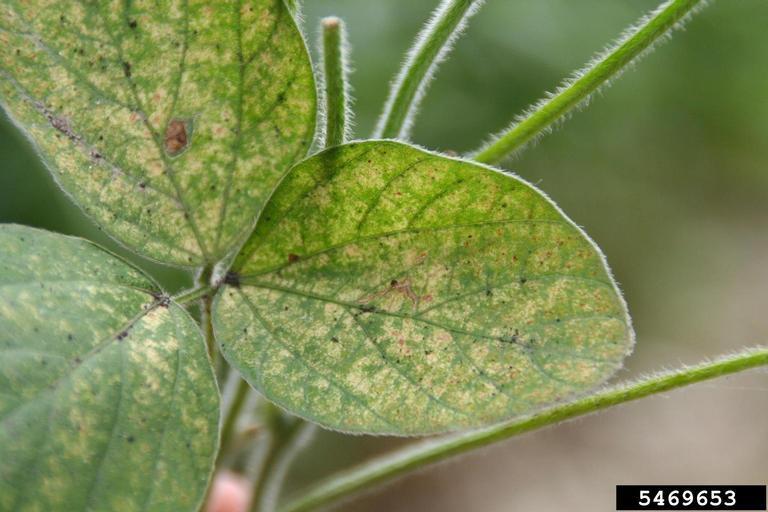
[
  {"left": 164, "top": 118, "right": 189, "bottom": 156},
  {"left": 358, "top": 278, "right": 432, "bottom": 311}
]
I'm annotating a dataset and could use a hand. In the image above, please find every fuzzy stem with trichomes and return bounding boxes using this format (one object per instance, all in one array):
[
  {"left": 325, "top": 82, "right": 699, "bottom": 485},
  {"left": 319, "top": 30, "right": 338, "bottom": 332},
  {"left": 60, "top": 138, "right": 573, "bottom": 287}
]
[
  {"left": 172, "top": 284, "right": 216, "bottom": 306},
  {"left": 373, "top": 0, "right": 484, "bottom": 140},
  {"left": 320, "top": 17, "right": 351, "bottom": 147},
  {"left": 196, "top": 265, "right": 219, "bottom": 511},
  {"left": 196, "top": 265, "right": 216, "bottom": 358},
  {"left": 473, "top": 0, "right": 708, "bottom": 165},
  {"left": 279, "top": 347, "right": 768, "bottom": 512}
]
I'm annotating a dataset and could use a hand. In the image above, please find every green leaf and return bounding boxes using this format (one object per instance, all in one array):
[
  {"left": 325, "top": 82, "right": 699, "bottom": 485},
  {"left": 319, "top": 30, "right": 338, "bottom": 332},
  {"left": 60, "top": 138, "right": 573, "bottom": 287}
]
[
  {"left": 0, "top": 0, "right": 316, "bottom": 267},
  {"left": 213, "top": 141, "right": 634, "bottom": 435},
  {"left": 0, "top": 225, "right": 219, "bottom": 511}
]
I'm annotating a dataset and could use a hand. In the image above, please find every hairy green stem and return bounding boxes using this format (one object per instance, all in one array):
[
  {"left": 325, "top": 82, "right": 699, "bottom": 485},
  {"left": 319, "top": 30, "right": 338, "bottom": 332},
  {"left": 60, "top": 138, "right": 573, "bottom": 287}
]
[
  {"left": 374, "top": 0, "right": 484, "bottom": 139},
  {"left": 250, "top": 405, "right": 317, "bottom": 512},
  {"left": 473, "top": 0, "right": 708, "bottom": 164},
  {"left": 320, "top": 17, "right": 350, "bottom": 147},
  {"left": 172, "top": 284, "right": 216, "bottom": 306},
  {"left": 196, "top": 266, "right": 216, "bottom": 359},
  {"left": 280, "top": 347, "right": 768, "bottom": 512},
  {"left": 197, "top": 265, "right": 218, "bottom": 511},
  {"left": 201, "top": 295, "right": 215, "bottom": 358}
]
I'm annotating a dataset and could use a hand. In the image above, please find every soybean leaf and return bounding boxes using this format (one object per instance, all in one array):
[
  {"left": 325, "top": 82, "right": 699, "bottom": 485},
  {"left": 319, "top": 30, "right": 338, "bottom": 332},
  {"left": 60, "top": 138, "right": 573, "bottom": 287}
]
[
  {"left": 0, "top": 225, "right": 219, "bottom": 511},
  {"left": 0, "top": 0, "right": 316, "bottom": 267},
  {"left": 213, "top": 141, "right": 634, "bottom": 435}
]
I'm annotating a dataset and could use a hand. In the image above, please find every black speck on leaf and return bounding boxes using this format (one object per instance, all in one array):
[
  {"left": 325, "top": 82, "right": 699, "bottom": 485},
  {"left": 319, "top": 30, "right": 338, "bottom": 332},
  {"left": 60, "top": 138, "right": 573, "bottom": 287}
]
[{"left": 224, "top": 271, "right": 241, "bottom": 287}]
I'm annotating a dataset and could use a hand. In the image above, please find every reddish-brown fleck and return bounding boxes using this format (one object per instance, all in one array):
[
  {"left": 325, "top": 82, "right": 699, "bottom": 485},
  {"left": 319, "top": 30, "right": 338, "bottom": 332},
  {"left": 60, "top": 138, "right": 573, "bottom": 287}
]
[{"left": 165, "top": 119, "right": 188, "bottom": 155}]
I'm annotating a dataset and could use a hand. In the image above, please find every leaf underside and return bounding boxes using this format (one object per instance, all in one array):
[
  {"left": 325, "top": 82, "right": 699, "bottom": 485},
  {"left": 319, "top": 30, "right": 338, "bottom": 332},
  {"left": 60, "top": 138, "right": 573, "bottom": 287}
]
[
  {"left": 213, "top": 141, "right": 634, "bottom": 435},
  {"left": 0, "top": 0, "right": 316, "bottom": 267},
  {"left": 0, "top": 225, "right": 219, "bottom": 512}
]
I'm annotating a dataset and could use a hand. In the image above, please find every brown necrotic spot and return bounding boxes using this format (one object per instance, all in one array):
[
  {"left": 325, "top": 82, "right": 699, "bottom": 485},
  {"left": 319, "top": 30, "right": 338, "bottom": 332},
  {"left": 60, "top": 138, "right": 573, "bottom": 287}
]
[
  {"left": 50, "top": 114, "right": 76, "bottom": 140},
  {"left": 165, "top": 119, "right": 190, "bottom": 155}
]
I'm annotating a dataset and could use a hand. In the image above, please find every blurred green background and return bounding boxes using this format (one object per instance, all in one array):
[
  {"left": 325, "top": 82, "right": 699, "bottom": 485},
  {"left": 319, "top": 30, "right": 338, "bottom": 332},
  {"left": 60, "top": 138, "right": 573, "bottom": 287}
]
[{"left": 2, "top": 1, "right": 767, "bottom": 510}]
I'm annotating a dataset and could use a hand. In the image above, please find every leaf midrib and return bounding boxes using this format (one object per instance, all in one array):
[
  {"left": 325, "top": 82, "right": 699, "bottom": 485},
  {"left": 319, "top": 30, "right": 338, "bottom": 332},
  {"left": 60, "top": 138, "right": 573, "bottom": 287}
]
[{"left": 95, "top": 2, "right": 213, "bottom": 263}]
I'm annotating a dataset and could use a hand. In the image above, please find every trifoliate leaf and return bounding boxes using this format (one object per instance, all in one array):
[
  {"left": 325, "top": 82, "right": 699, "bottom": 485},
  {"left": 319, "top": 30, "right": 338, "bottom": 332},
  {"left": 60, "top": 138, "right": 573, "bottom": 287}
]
[{"left": 213, "top": 141, "right": 633, "bottom": 435}]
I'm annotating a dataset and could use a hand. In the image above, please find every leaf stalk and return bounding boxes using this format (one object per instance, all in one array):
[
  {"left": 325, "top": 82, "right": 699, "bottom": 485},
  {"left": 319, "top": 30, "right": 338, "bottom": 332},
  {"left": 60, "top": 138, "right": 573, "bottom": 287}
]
[
  {"left": 374, "top": 0, "right": 484, "bottom": 140},
  {"left": 320, "top": 17, "right": 351, "bottom": 147},
  {"left": 473, "top": 0, "right": 707, "bottom": 164}
]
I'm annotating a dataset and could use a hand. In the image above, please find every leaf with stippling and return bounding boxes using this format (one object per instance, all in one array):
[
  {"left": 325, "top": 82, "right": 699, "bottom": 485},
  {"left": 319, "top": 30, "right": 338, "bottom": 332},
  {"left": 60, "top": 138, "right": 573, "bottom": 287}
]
[
  {"left": 0, "top": 0, "right": 316, "bottom": 266},
  {"left": 213, "top": 141, "right": 634, "bottom": 435},
  {"left": 0, "top": 225, "right": 219, "bottom": 511}
]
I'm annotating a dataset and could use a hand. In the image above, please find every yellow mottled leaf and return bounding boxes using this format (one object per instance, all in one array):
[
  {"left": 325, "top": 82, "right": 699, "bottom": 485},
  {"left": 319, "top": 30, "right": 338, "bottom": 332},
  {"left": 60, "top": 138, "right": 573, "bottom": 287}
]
[
  {"left": 0, "top": 0, "right": 316, "bottom": 266},
  {"left": 0, "top": 225, "right": 219, "bottom": 512},
  {"left": 213, "top": 141, "right": 634, "bottom": 435}
]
